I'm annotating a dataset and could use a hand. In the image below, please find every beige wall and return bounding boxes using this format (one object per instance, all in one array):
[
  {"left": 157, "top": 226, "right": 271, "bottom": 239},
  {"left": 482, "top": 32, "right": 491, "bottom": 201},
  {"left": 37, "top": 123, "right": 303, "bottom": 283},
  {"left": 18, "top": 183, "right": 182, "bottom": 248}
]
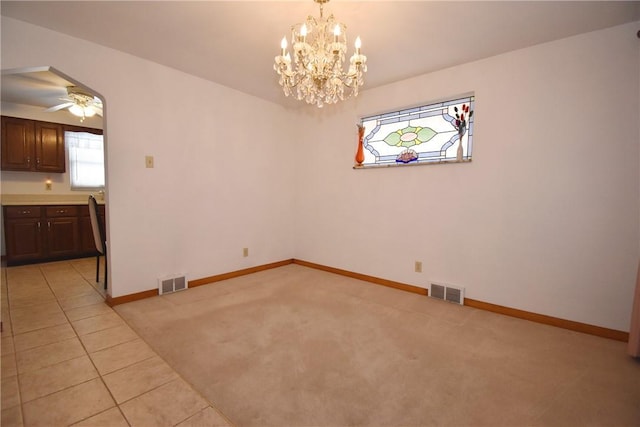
[
  {"left": 1, "top": 16, "right": 296, "bottom": 298},
  {"left": 294, "top": 22, "right": 640, "bottom": 332},
  {"left": 2, "top": 15, "right": 639, "bottom": 332}
]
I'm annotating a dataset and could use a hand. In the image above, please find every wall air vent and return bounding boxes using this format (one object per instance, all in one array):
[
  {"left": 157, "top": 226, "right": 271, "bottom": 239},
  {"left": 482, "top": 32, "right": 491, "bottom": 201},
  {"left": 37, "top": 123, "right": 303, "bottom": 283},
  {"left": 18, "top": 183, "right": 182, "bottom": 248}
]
[
  {"left": 430, "top": 283, "right": 445, "bottom": 300},
  {"left": 173, "top": 275, "right": 187, "bottom": 292},
  {"left": 429, "top": 282, "right": 465, "bottom": 305},
  {"left": 158, "top": 274, "right": 188, "bottom": 295}
]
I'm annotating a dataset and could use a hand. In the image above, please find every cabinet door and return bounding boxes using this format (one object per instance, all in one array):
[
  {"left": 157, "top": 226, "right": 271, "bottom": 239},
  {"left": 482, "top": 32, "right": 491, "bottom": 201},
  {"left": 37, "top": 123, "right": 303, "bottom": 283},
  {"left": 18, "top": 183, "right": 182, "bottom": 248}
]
[
  {"left": 1, "top": 117, "right": 35, "bottom": 171},
  {"left": 46, "top": 217, "right": 79, "bottom": 257},
  {"left": 35, "top": 122, "right": 65, "bottom": 173},
  {"left": 5, "top": 218, "right": 43, "bottom": 262},
  {"left": 78, "top": 205, "right": 105, "bottom": 255},
  {"left": 79, "top": 215, "right": 99, "bottom": 255}
]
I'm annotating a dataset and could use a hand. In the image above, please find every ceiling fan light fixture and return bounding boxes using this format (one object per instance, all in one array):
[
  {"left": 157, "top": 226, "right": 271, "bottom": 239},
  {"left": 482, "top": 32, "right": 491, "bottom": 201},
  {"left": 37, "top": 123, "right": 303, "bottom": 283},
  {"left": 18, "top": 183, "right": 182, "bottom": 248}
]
[
  {"left": 65, "top": 87, "right": 101, "bottom": 122},
  {"left": 68, "top": 104, "right": 85, "bottom": 117},
  {"left": 42, "top": 84, "right": 103, "bottom": 123},
  {"left": 68, "top": 103, "right": 96, "bottom": 120}
]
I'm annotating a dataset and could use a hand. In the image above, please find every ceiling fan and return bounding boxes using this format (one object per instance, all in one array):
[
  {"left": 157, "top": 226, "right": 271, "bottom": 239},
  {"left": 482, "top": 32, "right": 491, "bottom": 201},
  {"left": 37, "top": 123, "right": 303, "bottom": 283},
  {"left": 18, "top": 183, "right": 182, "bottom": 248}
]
[{"left": 45, "top": 86, "right": 103, "bottom": 122}]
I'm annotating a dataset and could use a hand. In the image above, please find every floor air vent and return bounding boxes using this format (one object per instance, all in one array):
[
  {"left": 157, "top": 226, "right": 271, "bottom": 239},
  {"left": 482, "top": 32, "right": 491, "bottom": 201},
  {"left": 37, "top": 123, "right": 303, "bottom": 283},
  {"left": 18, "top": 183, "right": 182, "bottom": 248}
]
[
  {"left": 429, "top": 282, "right": 465, "bottom": 305},
  {"left": 158, "top": 274, "right": 188, "bottom": 295}
]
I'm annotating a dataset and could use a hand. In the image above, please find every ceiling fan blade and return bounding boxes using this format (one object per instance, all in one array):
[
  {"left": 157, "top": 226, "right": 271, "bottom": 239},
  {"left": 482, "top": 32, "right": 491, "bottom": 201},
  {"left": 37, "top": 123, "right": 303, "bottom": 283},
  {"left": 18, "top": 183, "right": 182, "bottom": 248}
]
[
  {"left": 44, "top": 102, "right": 74, "bottom": 112},
  {"left": 93, "top": 106, "right": 103, "bottom": 116}
]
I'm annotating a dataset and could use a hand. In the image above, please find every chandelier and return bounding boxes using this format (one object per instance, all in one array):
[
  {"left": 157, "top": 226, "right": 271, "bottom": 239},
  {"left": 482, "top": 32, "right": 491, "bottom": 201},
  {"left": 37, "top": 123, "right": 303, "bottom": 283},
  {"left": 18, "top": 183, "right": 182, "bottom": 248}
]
[{"left": 273, "top": 0, "right": 367, "bottom": 108}]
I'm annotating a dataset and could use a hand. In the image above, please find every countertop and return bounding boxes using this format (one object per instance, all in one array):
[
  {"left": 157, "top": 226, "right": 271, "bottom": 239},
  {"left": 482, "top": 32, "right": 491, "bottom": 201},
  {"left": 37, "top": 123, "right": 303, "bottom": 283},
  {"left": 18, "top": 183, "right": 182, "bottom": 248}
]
[{"left": 1, "top": 194, "right": 106, "bottom": 206}]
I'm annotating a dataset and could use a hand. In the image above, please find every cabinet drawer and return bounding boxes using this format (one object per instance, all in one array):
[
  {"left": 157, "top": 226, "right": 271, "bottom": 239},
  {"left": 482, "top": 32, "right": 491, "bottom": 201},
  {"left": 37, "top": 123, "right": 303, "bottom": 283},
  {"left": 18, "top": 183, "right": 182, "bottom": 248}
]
[
  {"left": 45, "top": 206, "right": 79, "bottom": 218},
  {"left": 5, "top": 206, "right": 42, "bottom": 219}
]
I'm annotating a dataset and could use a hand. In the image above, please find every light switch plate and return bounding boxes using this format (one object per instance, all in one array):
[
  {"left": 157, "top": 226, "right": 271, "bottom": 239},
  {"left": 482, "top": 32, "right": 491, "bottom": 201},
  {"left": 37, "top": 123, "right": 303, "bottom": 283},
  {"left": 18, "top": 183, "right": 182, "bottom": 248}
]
[{"left": 145, "top": 155, "right": 154, "bottom": 168}]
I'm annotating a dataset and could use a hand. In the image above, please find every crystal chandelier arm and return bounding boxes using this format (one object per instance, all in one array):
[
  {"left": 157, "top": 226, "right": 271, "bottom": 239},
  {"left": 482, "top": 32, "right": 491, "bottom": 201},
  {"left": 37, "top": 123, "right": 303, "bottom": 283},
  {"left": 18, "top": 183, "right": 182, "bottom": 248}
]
[{"left": 274, "top": 0, "right": 367, "bottom": 107}]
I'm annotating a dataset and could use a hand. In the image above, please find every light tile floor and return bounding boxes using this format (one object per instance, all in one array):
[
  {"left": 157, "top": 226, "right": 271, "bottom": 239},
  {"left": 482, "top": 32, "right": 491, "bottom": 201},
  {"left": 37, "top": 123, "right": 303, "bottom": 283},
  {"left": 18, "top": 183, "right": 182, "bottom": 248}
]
[{"left": 1, "top": 259, "right": 232, "bottom": 427}]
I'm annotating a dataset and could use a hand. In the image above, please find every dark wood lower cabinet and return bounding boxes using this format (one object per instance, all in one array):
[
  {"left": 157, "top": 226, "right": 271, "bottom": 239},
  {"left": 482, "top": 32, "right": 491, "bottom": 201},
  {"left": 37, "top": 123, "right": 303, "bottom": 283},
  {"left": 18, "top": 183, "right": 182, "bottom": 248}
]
[
  {"left": 5, "top": 217, "right": 44, "bottom": 263},
  {"left": 44, "top": 206, "right": 79, "bottom": 258},
  {"left": 79, "top": 215, "right": 96, "bottom": 254},
  {"left": 3, "top": 204, "right": 104, "bottom": 265},
  {"left": 78, "top": 205, "right": 105, "bottom": 256}
]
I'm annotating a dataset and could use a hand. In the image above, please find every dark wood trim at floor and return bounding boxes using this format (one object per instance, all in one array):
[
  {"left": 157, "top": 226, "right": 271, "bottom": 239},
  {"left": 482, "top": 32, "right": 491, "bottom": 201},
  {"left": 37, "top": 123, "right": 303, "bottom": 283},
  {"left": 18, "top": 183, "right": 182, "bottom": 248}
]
[
  {"left": 106, "top": 259, "right": 294, "bottom": 307},
  {"left": 106, "top": 289, "right": 158, "bottom": 307},
  {"left": 188, "top": 259, "right": 294, "bottom": 288},
  {"left": 292, "top": 259, "right": 428, "bottom": 296},
  {"left": 464, "top": 298, "right": 629, "bottom": 342},
  {"left": 295, "top": 259, "right": 629, "bottom": 343},
  {"left": 105, "top": 257, "right": 629, "bottom": 342}
]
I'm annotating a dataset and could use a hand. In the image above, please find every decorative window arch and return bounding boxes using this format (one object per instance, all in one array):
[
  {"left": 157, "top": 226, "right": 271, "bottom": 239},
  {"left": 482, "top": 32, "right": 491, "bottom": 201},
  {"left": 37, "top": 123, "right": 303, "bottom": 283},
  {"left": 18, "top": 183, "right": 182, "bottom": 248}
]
[{"left": 356, "top": 95, "right": 474, "bottom": 168}]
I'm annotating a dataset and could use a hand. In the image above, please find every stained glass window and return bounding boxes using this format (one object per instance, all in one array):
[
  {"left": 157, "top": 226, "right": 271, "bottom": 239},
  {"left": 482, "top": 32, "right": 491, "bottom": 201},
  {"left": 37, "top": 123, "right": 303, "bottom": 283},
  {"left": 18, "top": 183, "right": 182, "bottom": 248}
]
[{"left": 357, "top": 95, "right": 474, "bottom": 167}]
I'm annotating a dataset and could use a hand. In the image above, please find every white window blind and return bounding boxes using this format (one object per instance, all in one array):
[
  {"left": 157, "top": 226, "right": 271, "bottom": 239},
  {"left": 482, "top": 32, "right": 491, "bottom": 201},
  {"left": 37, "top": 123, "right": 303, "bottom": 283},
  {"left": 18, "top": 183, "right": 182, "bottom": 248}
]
[{"left": 66, "top": 131, "right": 105, "bottom": 190}]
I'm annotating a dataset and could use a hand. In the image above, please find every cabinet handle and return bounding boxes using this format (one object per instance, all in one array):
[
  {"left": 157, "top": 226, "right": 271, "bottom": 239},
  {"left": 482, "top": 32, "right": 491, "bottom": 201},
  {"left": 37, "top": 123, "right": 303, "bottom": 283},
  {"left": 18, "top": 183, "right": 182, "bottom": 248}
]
[
  {"left": 26, "top": 156, "right": 31, "bottom": 165},
  {"left": 20, "top": 210, "right": 31, "bottom": 215},
  {"left": 36, "top": 158, "right": 40, "bottom": 166},
  {"left": 47, "top": 221, "right": 51, "bottom": 230},
  {"left": 56, "top": 209, "right": 66, "bottom": 214},
  {"left": 37, "top": 221, "right": 41, "bottom": 230}
]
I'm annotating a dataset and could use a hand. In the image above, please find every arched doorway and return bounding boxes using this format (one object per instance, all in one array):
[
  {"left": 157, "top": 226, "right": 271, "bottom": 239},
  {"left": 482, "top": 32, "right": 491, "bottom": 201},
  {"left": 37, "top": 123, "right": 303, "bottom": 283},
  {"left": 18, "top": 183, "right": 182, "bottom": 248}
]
[{"left": 1, "top": 65, "right": 109, "bottom": 295}]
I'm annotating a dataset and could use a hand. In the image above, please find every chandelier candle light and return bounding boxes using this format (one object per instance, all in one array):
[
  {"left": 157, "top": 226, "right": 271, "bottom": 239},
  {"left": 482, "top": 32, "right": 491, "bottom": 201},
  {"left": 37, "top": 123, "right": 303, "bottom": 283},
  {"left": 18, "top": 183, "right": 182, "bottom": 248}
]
[{"left": 274, "top": 0, "right": 367, "bottom": 107}]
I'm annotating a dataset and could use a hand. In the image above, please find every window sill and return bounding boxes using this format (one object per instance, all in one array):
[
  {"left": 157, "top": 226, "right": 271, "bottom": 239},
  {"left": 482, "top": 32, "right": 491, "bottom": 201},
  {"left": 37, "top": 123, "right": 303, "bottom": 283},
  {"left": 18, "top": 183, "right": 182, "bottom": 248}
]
[{"left": 353, "top": 158, "right": 472, "bottom": 170}]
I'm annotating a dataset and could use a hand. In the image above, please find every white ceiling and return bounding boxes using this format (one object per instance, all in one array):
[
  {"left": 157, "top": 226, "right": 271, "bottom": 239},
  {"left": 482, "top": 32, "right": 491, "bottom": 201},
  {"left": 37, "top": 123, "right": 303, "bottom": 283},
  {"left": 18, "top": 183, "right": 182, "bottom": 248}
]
[
  {"left": 1, "top": 67, "right": 75, "bottom": 108},
  {"left": 2, "top": 1, "right": 639, "bottom": 109}
]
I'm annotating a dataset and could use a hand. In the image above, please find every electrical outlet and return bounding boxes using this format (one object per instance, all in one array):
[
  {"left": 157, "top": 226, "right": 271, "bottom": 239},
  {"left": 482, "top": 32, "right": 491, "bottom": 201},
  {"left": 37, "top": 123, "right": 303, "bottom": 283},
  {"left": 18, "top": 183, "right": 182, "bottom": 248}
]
[
  {"left": 145, "top": 155, "right": 154, "bottom": 168},
  {"left": 45, "top": 180, "right": 52, "bottom": 191},
  {"left": 243, "top": 247, "right": 249, "bottom": 257},
  {"left": 415, "top": 261, "right": 422, "bottom": 273}
]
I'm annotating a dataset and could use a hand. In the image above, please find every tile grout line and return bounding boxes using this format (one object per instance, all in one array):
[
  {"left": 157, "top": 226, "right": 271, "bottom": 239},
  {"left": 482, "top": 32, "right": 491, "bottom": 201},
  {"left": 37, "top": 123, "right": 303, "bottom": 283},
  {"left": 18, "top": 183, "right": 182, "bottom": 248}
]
[
  {"left": 50, "top": 268, "right": 162, "bottom": 425},
  {"left": 11, "top": 320, "right": 70, "bottom": 338},
  {"left": 37, "top": 263, "right": 130, "bottom": 427},
  {"left": 21, "top": 375, "right": 96, "bottom": 406},
  {"left": 6, "top": 261, "right": 234, "bottom": 426},
  {"left": 2, "top": 262, "right": 105, "bottom": 426},
  {"left": 99, "top": 354, "right": 172, "bottom": 398},
  {"left": 3, "top": 264, "right": 27, "bottom": 426},
  {"left": 15, "top": 336, "right": 85, "bottom": 372},
  {"left": 68, "top": 258, "right": 107, "bottom": 298},
  {"left": 36, "top": 261, "right": 210, "bottom": 425},
  {"left": 109, "top": 306, "right": 237, "bottom": 426},
  {"left": 110, "top": 314, "right": 238, "bottom": 426},
  {"left": 6, "top": 331, "right": 24, "bottom": 424},
  {"left": 7, "top": 272, "right": 35, "bottom": 425},
  {"left": 80, "top": 331, "right": 140, "bottom": 353}
]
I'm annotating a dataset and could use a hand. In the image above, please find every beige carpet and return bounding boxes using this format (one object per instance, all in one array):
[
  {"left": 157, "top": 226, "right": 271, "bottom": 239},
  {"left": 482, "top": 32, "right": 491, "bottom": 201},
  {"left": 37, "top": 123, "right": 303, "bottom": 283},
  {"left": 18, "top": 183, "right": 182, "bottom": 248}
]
[{"left": 115, "top": 265, "right": 640, "bottom": 426}]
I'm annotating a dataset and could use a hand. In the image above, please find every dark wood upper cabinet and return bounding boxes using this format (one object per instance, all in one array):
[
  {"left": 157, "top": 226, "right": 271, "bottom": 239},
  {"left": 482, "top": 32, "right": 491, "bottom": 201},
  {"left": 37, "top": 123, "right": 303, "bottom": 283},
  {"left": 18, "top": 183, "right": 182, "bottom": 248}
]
[
  {"left": 1, "top": 116, "right": 35, "bottom": 171},
  {"left": 35, "top": 121, "right": 65, "bottom": 172},
  {"left": 1, "top": 116, "right": 65, "bottom": 173}
]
